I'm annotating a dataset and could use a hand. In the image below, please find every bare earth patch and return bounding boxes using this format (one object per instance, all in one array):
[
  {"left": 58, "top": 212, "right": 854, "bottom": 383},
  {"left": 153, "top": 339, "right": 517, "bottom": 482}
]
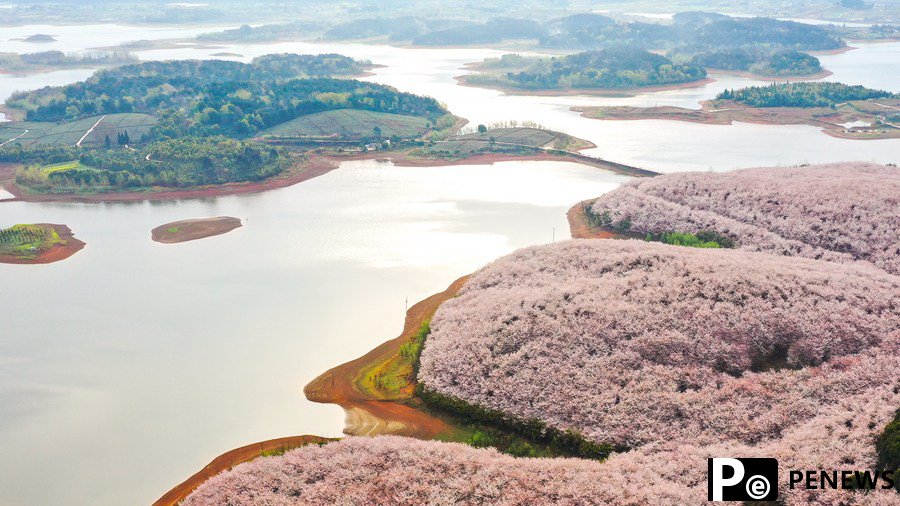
[
  {"left": 573, "top": 98, "right": 900, "bottom": 140},
  {"left": 151, "top": 217, "right": 242, "bottom": 244}
]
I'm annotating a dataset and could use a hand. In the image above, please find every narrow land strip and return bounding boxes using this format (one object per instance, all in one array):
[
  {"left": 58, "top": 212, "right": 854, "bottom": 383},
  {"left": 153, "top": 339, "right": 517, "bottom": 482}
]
[{"left": 152, "top": 435, "right": 334, "bottom": 506}]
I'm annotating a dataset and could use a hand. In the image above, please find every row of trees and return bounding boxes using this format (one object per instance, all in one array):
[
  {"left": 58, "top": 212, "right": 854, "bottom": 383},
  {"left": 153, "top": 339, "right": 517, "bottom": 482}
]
[
  {"left": 473, "top": 48, "right": 707, "bottom": 90},
  {"left": 0, "top": 224, "right": 55, "bottom": 246},
  {"left": 13, "top": 137, "right": 289, "bottom": 192},
  {"left": 718, "top": 81, "right": 896, "bottom": 107},
  {"left": 685, "top": 49, "right": 823, "bottom": 76},
  {"left": 7, "top": 55, "right": 447, "bottom": 138},
  {"left": 323, "top": 12, "right": 844, "bottom": 53}
]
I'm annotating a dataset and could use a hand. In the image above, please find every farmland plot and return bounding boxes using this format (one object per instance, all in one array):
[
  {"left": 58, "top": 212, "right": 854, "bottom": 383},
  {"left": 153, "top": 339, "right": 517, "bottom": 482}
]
[
  {"left": 0, "top": 113, "right": 157, "bottom": 147},
  {"left": 261, "top": 109, "right": 431, "bottom": 140}
]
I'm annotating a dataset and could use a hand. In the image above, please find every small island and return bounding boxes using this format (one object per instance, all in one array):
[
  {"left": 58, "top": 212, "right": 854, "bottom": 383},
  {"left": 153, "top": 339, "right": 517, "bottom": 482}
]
[
  {"left": 0, "top": 54, "right": 455, "bottom": 201},
  {"left": 574, "top": 82, "right": 900, "bottom": 140},
  {"left": 0, "top": 50, "right": 136, "bottom": 74},
  {"left": 459, "top": 48, "right": 710, "bottom": 96},
  {"left": 22, "top": 34, "right": 57, "bottom": 43},
  {"left": 151, "top": 217, "right": 242, "bottom": 244},
  {"left": 0, "top": 223, "right": 85, "bottom": 264}
]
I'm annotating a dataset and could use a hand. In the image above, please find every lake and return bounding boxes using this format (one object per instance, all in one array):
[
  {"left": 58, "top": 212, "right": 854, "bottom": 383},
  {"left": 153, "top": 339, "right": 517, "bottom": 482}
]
[{"left": 0, "top": 24, "right": 897, "bottom": 506}]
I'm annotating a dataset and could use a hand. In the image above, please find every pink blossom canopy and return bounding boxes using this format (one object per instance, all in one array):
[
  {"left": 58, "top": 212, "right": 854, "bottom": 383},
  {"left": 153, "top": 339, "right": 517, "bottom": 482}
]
[{"left": 590, "top": 162, "right": 900, "bottom": 274}]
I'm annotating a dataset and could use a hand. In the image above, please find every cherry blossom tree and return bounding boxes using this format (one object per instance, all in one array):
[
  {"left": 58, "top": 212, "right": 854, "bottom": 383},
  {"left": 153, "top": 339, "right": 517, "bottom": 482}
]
[{"left": 590, "top": 162, "right": 900, "bottom": 274}]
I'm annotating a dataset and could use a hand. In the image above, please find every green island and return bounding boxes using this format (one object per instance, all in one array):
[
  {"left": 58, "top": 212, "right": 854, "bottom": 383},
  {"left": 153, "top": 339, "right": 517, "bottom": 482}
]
[
  {"left": 258, "top": 12, "right": 844, "bottom": 79},
  {"left": 0, "top": 52, "right": 658, "bottom": 199},
  {"left": 678, "top": 48, "right": 825, "bottom": 78},
  {"left": 0, "top": 223, "right": 85, "bottom": 264},
  {"left": 718, "top": 81, "right": 898, "bottom": 108},
  {"left": 0, "top": 54, "right": 460, "bottom": 197},
  {"left": 574, "top": 82, "right": 900, "bottom": 140},
  {"left": 0, "top": 50, "right": 137, "bottom": 74},
  {"left": 461, "top": 47, "right": 709, "bottom": 94}
]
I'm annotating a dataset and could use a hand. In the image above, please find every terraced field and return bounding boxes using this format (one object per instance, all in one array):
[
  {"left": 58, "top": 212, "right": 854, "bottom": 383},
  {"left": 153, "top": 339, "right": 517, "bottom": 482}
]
[
  {"left": 0, "top": 113, "right": 157, "bottom": 147},
  {"left": 261, "top": 109, "right": 431, "bottom": 140}
]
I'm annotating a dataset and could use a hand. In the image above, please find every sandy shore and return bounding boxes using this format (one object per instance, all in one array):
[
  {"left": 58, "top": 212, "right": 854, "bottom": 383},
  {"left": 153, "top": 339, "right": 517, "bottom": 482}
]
[
  {"left": 152, "top": 435, "right": 334, "bottom": 506},
  {"left": 0, "top": 224, "right": 85, "bottom": 264},
  {"left": 151, "top": 217, "right": 242, "bottom": 244}
]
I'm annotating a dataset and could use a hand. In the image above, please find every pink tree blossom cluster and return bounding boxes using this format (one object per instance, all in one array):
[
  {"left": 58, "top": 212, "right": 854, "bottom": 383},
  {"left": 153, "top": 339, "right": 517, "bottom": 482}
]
[
  {"left": 186, "top": 403, "right": 900, "bottom": 505},
  {"left": 416, "top": 240, "right": 899, "bottom": 503},
  {"left": 419, "top": 240, "right": 898, "bottom": 448},
  {"left": 187, "top": 160, "right": 900, "bottom": 505},
  {"left": 185, "top": 435, "right": 700, "bottom": 505},
  {"left": 590, "top": 162, "right": 900, "bottom": 274}
]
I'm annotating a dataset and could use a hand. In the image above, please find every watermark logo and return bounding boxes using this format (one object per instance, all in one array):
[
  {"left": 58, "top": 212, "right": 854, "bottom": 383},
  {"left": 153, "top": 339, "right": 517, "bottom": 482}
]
[{"left": 708, "top": 458, "right": 778, "bottom": 501}]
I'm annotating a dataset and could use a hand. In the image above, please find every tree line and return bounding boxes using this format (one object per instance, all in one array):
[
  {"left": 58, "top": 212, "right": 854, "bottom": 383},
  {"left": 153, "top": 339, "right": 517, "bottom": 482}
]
[{"left": 718, "top": 82, "right": 896, "bottom": 108}]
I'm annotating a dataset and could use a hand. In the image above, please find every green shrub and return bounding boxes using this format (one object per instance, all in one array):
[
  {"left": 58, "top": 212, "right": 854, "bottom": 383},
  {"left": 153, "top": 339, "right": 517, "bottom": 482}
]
[{"left": 878, "top": 409, "right": 900, "bottom": 472}]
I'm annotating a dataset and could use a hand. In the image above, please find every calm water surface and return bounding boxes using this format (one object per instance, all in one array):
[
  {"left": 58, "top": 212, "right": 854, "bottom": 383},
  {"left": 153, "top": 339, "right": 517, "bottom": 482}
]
[{"left": 0, "top": 24, "right": 897, "bottom": 506}]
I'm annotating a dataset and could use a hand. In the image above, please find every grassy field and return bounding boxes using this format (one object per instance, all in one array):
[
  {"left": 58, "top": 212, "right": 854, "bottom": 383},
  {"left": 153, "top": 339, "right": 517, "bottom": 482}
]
[
  {"left": 427, "top": 127, "right": 579, "bottom": 155},
  {"left": 261, "top": 109, "right": 431, "bottom": 140},
  {"left": 356, "top": 321, "right": 430, "bottom": 401},
  {"left": 0, "top": 224, "right": 64, "bottom": 259},
  {"left": 0, "top": 113, "right": 157, "bottom": 147},
  {"left": 40, "top": 160, "right": 95, "bottom": 174}
]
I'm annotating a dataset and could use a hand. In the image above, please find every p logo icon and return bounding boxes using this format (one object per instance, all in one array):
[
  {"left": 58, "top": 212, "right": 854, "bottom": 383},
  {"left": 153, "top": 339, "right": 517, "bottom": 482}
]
[{"left": 708, "top": 458, "right": 778, "bottom": 501}]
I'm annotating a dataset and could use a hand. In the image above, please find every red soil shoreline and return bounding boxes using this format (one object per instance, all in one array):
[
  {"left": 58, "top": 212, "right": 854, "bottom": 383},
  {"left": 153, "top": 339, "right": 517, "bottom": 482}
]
[
  {"left": 152, "top": 435, "right": 334, "bottom": 506},
  {"left": 1, "top": 147, "right": 648, "bottom": 205},
  {"left": 155, "top": 199, "right": 615, "bottom": 502},
  {"left": 0, "top": 223, "right": 85, "bottom": 264},
  {"left": 0, "top": 158, "right": 338, "bottom": 204},
  {"left": 155, "top": 276, "right": 469, "bottom": 505}
]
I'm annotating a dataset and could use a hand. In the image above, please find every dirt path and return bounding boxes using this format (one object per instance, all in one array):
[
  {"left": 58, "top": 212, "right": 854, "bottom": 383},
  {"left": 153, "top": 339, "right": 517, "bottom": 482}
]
[
  {"left": 152, "top": 435, "right": 333, "bottom": 506},
  {"left": 75, "top": 114, "right": 107, "bottom": 147},
  {"left": 304, "top": 275, "right": 469, "bottom": 439},
  {"left": 0, "top": 128, "right": 28, "bottom": 148}
]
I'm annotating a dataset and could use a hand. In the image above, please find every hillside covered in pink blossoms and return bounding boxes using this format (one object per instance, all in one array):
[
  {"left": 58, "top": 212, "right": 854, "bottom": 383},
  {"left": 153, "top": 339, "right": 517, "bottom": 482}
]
[
  {"left": 416, "top": 240, "right": 899, "bottom": 503},
  {"left": 590, "top": 162, "right": 900, "bottom": 274},
  {"left": 185, "top": 164, "right": 900, "bottom": 505},
  {"left": 185, "top": 436, "right": 630, "bottom": 505},
  {"left": 185, "top": 408, "right": 900, "bottom": 505}
]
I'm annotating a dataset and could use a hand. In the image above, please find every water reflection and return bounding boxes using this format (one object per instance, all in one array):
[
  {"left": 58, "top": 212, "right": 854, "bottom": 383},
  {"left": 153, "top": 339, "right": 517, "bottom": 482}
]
[{"left": 0, "top": 160, "right": 628, "bottom": 506}]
